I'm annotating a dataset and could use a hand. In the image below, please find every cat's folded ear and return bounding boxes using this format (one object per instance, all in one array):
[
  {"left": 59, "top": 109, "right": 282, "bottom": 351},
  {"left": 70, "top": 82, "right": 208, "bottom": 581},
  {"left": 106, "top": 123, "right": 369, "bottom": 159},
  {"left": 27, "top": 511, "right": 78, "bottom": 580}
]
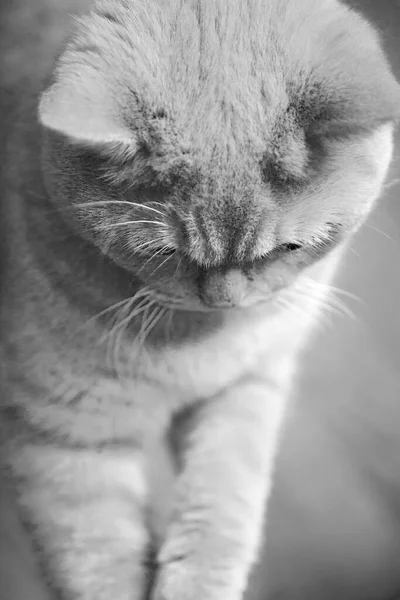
[
  {"left": 318, "top": 64, "right": 400, "bottom": 138},
  {"left": 312, "top": 15, "right": 400, "bottom": 137},
  {"left": 38, "top": 65, "right": 138, "bottom": 162}
]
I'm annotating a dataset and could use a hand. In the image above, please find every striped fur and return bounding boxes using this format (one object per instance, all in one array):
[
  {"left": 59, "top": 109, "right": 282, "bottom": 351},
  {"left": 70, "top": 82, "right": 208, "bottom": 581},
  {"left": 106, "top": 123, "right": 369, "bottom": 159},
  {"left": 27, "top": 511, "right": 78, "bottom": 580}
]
[{"left": 1, "top": 1, "right": 399, "bottom": 599}]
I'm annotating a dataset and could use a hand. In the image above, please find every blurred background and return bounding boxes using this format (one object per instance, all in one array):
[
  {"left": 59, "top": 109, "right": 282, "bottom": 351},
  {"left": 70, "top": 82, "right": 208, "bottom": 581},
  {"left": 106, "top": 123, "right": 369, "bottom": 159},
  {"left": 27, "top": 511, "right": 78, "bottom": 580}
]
[
  {"left": 251, "top": 2, "right": 400, "bottom": 598},
  {"left": 1, "top": 1, "right": 400, "bottom": 599}
]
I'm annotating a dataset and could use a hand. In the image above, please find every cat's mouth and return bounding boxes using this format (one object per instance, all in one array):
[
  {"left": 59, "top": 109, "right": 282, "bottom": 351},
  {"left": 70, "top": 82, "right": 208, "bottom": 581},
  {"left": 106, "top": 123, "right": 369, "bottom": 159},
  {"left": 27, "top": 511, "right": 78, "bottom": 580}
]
[
  {"left": 154, "top": 293, "right": 272, "bottom": 314},
  {"left": 155, "top": 298, "right": 236, "bottom": 313}
]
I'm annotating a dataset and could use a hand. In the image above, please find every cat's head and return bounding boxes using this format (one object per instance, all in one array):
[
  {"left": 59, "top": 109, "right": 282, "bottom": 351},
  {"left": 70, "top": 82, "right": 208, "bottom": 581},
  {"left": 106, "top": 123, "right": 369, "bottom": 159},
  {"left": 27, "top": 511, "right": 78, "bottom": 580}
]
[{"left": 38, "top": 0, "right": 400, "bottom": 311}]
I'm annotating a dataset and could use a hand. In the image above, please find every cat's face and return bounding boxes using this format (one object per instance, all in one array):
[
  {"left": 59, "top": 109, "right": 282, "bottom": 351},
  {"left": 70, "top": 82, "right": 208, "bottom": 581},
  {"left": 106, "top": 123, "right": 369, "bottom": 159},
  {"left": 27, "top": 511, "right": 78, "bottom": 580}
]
[{"left": 39, "top": 0, "right": 399, "bottom": 311}]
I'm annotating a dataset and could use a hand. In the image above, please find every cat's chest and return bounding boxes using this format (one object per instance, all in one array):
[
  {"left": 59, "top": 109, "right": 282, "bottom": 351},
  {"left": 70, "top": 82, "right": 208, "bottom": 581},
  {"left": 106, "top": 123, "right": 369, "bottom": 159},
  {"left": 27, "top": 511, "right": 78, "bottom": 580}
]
[{"left": 144, "top": 308, "right": 295, "bottom": 403}]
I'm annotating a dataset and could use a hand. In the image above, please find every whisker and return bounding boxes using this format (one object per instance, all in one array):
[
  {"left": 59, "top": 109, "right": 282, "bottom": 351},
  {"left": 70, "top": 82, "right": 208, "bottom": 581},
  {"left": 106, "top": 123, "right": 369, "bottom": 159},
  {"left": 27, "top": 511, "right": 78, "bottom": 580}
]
[
  {"left": 165, "top": 309, "right": 175, "bottom": 343},
  {"left": 105, "top": 301, "right": 139, "bottom": 373},
  {"left": 74, "top": 296, "right": 139, "bottom": 336},
  {"left": 104, "top": 292, "right": 154, "bottom": 377},
  {"left": 127, "top": 304, "right": 165, "bottom": 373},
  {"left": 173, "top": 256, "right": 183, "bottom": 280},
  {"left": 150, "top": 253, "right": 175, "bottom": 277},
  {"left": 102, "top": 296, "right": 137, "bottom": 341},
  {"left": 62, "top": 200, "right": 168, "bottom": 218},
  {"left": 296, "top": 280, "right": 356, "bottom": 308},
  {"left": 290, "top": 286, "right": 356, "bottom": 320},
  {"left": 138, "top": 245, "right": 173, "bottom": 273},
  {"left": 111, "top": 299, "right": 156, "bottom": 379},
  {"left": 317, "top": 296, "right": 355, "bottom": 320},
  {"left": 137, "top": 306, "right": 167, "bottom": 351},
  {"left": 101, "top": 296, "right": 151, "bottom": 347},
  {"left": 345, "top": 244, "right": 360, "bottom": 258},
  {"left": 279, "top": 275, "right": 359, "bottom": 322},
  {"left": 136, "top": 306, "right": 160, "bottom": 346},
  {"left": 274, "top": 296, "right": 310, "bottom": 319},
  {"left": 292, "top": 281, "right": 345, "bottom": 308},
  {"left": 364, "top": 223, "right": 396, "bottom": 243},
  {"left": 307, "top": 247, "right": 323, "bottom": 260},
  {"left": 299, "top": 278, "right": 362, "bottom": 303},
  {"left": 130, "top": 237, "right": 169, "bottom": 255},
  {"left": 382, "top": 177, "right": 400, "bottom": 192},
  {"left": 99, "top": 220, "right": 168, "bottom": 230}
]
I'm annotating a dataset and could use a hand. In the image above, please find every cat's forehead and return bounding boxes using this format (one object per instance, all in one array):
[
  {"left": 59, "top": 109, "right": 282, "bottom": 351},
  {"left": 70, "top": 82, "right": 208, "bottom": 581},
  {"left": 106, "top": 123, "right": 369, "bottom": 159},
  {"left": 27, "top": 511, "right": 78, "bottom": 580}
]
[
  {"left": 91, "top": 0, "right": 392, "bottom": 183},
  {"left": 70, "top": 0, "right": 399, "bottom": 159},
  {"left": 114, "top": 1, "right": 363, "bottom": 112},
  {"left": 57, "top": 0, "right": 398, "bottom": 207},
  {"left": 124, "top": 0, "right": 335, "bottom": 145}
]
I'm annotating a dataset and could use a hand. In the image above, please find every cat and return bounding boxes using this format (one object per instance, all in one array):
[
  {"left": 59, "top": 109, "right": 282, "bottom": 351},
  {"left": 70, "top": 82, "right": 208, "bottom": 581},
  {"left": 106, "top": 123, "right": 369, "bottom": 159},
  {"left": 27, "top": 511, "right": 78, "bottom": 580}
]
[{"left": 1, "top": 0, "right": 399, "bottom": 599}]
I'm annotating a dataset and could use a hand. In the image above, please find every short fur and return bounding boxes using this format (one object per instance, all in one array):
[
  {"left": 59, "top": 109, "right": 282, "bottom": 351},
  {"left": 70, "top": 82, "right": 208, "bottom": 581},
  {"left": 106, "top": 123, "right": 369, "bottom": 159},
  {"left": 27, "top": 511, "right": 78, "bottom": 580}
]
[{"left": 1, "top": 0, "right": 399, "bottom": 599}]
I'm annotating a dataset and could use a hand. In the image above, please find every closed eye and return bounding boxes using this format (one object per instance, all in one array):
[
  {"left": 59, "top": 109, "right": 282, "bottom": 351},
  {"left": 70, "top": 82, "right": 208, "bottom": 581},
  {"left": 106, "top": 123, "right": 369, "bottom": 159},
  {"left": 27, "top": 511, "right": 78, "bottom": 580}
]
[
  {"left": 258, "top": 241, "right": 302, "bottom": 262},
  {"left": 278, "top": 242, "right": 303, "bottom": 252},
  {"left": 155, "top": 246, "right": 176, "bottom": 256}
]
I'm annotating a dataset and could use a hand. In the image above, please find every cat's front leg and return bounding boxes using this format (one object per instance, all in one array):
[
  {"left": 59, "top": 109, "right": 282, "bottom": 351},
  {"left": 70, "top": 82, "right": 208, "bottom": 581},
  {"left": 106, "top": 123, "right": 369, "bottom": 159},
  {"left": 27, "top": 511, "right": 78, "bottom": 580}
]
[
  {"left": 152, "top": 373, "right": 288, "bottom": 600},
  {"left": 9, "top": 443, "right": 150, "bottom": 600}
]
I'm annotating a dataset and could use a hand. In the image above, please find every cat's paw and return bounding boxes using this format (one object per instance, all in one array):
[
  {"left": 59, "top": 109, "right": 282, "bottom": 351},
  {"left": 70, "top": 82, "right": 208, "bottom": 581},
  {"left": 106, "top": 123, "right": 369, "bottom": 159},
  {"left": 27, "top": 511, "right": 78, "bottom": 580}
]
[
  {"left": 151, "top": 558, "right": 243, "bottom": 600},
  {"left": 151, "top": 558, "right": 194, "bottom": 600}
]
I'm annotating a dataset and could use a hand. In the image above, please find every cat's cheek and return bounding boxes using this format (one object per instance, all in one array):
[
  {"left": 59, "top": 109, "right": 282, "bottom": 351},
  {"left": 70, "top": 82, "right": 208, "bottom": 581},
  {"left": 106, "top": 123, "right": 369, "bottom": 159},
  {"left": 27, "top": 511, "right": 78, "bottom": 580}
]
[
  {"left": 366, "top": 124, "right": 395, "bottom": 184},
  {"left": 247, "top": 259, "right": 302, "bottom": 299},
  {"left": 349, "top": 124, "right": 395, "bottom": 220},
  {"left": 302, "top": 245, "right": 346, "bottom": 287}
]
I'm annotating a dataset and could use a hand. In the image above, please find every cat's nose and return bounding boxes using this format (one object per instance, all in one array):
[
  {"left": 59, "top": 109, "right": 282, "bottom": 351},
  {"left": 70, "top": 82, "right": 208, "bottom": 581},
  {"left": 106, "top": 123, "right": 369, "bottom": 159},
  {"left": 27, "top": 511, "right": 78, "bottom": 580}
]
[{"left": 198, "top": 268, "right": 248, "bottom": 308}]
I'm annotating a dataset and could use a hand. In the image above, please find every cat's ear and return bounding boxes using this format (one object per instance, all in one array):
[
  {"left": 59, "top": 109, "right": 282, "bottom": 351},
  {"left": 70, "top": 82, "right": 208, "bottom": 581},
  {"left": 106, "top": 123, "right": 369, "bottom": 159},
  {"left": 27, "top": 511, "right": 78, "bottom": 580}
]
[
  {"left": 38, "top": 66, "right": 138, "bottom": 160},
  {"left": 334, "top": 63, "right": 400, "bottom": 135},
  {"left": 316, "top": 82, "right": 400, "bottom": 140},
  {"left": 311, "top": 13, "right": 400, "bottom": 137}
]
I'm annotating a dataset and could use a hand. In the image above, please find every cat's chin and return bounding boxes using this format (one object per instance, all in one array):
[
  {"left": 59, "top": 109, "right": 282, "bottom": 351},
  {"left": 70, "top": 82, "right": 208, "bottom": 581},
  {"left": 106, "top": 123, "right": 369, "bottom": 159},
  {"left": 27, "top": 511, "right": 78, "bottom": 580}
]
[{"left": 164, "top": 297, "right": 274, "bottom": 315}]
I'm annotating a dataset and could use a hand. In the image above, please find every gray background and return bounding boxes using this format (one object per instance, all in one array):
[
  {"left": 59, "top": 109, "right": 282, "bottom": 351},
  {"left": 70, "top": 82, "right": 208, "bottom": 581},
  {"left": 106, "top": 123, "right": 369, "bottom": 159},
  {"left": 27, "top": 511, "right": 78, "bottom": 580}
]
[{"left": 1, "top": 1, "right": 400, "bottom": 599}]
